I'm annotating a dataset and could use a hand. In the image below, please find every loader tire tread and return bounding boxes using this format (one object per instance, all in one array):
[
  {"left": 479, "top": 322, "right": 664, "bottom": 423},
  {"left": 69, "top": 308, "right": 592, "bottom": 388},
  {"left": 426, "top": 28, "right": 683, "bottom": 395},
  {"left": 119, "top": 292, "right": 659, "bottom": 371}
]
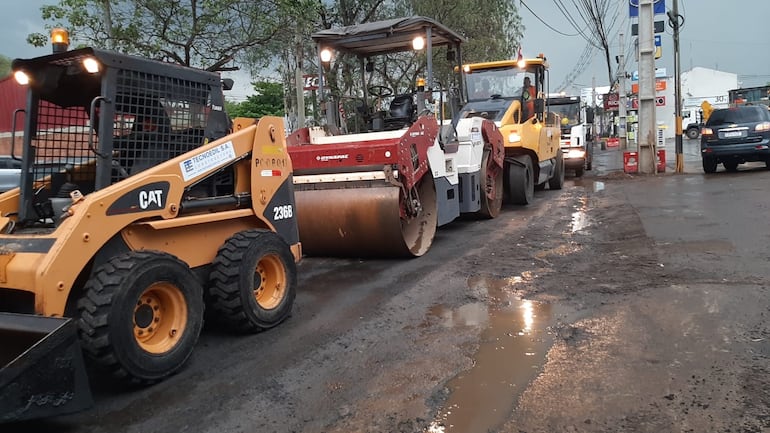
[
  {"left": 207, "top": 229, "right": 296, "bottom": 334},
  {"left": 78, "top": 250, "right": 203, "bottom": 385}
]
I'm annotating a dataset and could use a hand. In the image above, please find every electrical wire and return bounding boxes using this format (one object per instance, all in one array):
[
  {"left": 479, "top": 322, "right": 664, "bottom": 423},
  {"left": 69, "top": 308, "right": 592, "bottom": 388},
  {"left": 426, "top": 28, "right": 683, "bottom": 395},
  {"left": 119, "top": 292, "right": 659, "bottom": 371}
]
[{"left": 519, "top": 0, "right": 581, "bottom": 37}]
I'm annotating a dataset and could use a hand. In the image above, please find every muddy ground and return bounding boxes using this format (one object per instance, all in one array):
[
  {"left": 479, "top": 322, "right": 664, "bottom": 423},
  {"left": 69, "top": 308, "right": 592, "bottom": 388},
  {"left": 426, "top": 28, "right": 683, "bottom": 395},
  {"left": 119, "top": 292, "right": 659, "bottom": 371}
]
[{"left": 8, "top": 158, "right": 770, "bottom": 433}]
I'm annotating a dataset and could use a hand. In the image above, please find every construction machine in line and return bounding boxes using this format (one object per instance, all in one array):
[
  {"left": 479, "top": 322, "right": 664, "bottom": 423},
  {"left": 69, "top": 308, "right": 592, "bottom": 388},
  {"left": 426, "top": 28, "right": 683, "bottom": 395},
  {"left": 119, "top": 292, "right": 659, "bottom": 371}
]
[
  {"left": 1, "top": 43, "right": 300, "bottom": 422},
  {"left": 547, "top": 94, "right": 595, "bottom": 177},
  {"left": 286, "top": 16, "right": 505, "bottom": 258},
  {"left": 459, "top": 55, "right": 564, "bottom": 204}
]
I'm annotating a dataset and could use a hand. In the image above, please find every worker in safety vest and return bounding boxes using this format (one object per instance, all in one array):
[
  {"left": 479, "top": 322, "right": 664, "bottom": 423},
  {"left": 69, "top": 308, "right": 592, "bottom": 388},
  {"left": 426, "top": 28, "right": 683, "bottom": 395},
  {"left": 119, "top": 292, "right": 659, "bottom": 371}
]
[{"left": 521, "top": 76, "right": 536, "bottom": 119}]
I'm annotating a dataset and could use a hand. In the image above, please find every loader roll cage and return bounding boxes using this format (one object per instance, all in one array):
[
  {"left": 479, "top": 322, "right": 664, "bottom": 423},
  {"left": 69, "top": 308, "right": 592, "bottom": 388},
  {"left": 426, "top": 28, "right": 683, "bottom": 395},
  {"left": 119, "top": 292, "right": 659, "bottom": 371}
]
[{"left": 10, "top": 48, "right": 233, "bottom": 226}]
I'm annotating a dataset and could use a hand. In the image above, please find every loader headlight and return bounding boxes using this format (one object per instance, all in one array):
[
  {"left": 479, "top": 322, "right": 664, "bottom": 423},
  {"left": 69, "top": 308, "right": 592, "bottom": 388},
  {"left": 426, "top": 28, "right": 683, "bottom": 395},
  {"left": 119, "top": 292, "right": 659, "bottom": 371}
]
[
  {"left": 82, "top": 57, "right": 100, "bottom": 73},
  {"left": 13, "top": 70, "right": 29, "bottom": 85},
  {"left": 508, "top": 133, "right": 521, "bottom": 143}
]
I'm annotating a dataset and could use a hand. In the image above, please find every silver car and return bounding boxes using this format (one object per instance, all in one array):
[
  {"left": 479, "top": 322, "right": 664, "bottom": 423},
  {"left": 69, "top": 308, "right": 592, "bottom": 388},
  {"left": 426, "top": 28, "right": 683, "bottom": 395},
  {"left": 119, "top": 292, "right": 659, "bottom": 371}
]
[{"left": 0, "top": 156, "right": 22, "bottom": 193}]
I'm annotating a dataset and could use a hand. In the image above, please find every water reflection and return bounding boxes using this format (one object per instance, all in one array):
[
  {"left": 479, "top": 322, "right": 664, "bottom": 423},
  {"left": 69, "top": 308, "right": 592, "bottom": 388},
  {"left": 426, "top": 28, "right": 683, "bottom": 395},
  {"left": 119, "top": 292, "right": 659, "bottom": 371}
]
[
  {"left": 571, "top": 197, "right": 591, "bottom": 233},
  {"left": 427, "top": 276, "right": 571, "bottom": 432}
]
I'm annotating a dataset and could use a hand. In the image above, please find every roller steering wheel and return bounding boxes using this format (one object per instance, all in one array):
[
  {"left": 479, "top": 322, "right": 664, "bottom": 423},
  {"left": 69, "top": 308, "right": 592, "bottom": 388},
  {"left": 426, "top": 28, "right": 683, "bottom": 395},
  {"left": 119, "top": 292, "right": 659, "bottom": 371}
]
[{"left": 368, "top": 85, "right": 394, "bottom": 98}]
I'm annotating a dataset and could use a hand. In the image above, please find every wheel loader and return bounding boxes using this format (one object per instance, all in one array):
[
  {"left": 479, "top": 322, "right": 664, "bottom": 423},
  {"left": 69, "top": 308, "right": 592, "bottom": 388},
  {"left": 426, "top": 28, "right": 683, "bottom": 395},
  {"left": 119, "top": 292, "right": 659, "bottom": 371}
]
[
  {"left": 459, "top": 55, "right": 564, "bottom": 204},
  {"left": 286, "top": 16, "right": 505, "bottom": 258},
  {"left": 1, "top": 45, "right": 301, "bottom": 422}
]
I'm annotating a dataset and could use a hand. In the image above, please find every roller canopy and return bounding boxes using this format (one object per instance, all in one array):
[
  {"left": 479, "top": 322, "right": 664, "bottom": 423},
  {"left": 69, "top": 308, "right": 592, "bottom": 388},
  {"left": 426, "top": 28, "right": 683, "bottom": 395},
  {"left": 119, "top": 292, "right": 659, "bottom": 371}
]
[{"left": 311, "top": 16, "right": 466, "bottom": 57}]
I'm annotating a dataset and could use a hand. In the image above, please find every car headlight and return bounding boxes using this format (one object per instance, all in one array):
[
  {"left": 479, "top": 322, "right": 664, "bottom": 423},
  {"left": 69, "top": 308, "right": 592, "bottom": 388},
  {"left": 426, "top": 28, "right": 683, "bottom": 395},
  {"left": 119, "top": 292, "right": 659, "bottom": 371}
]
[{"left": 756, "top": 122, "right": 770, "bottom": 132}]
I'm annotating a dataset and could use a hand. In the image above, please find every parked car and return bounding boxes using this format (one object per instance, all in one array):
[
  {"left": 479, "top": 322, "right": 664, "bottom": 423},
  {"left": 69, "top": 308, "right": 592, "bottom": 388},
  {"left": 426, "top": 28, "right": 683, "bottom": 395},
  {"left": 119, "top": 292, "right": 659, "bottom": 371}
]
[
  {"left": 0, "top": 156, "right": 22, "bottom": 193},
  {"left": 700, "top": 105, "right": 770, "bottom": 173}
]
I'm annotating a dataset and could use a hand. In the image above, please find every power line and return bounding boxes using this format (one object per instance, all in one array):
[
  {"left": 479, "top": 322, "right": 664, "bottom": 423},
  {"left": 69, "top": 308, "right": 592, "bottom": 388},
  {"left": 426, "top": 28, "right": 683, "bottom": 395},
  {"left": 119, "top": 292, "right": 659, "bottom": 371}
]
[{"left": 519, "top": 0, "right": 581, "bottom": 37}]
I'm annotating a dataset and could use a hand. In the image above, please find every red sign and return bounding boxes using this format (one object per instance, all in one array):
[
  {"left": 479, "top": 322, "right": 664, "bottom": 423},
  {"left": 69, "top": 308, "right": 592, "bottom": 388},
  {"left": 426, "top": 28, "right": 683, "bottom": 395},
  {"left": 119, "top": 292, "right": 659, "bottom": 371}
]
[
  {"left": 604, "top": 92, "right": 619, "bottom": 110},
  {"left": 630, "top": 96, "right": 666, "bottom": 108}
]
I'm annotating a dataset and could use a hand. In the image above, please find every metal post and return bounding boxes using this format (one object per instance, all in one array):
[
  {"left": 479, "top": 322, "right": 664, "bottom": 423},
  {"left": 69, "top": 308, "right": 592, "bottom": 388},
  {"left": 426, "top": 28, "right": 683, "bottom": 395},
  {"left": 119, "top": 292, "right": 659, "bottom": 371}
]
[
  {"left": 619, "top": 32, "right": 628, "bottom": 150},
  {"left": 638, "top": 0, "right": 657, "bottom": 174},
  {"left": 671, "top": 0, "right": 684, "bottom": 172}
]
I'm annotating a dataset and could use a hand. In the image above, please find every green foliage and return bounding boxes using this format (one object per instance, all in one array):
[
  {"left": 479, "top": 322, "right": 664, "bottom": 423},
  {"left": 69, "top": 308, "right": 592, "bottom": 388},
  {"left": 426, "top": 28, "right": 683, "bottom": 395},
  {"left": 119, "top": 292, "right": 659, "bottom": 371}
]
[
  {"left": 313, "top": 0, "right": 524, "bottom": 102},
  {"left": 226, "top": 81, "right": 285, "bottom": 118},
  {"left": 0, "top": 55, "right": 11, "bottom": 78},
  {"left": 28, "top": 0, "right": 290, "bottom": 71}
]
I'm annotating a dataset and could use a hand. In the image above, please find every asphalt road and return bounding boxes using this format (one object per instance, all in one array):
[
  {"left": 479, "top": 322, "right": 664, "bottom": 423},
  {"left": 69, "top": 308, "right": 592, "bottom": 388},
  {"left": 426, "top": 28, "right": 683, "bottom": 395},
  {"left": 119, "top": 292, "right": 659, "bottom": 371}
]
[{"left": 7, "top": 138, "right": 770, "bottom": 432}]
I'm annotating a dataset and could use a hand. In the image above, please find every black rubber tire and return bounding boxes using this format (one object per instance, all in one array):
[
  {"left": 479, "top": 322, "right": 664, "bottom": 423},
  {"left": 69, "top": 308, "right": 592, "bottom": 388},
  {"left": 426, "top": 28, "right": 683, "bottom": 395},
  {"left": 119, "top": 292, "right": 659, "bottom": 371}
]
[
  {"left": 207, "top": 229, "right": 297, "bottom": 333},
  {"left": 686, "top": 128, "right": 700, "bottom": 140},
  {"left": 702, "top": 157, "right": 717, "bottom": 173},
  {"left": 478, "top": 149, "right": 503, "bottom": 218},
  {"left": 723, "top": 160, "right": 739, "bottom": 172},
  {"left": 507, "top": 155, "right": 534, "bottom": 205},
  {"left": 78, "top": 251, "right": 204, "bottom": 384},
  {"left": 549, "top": 149, "right": 565, "bottom": 190}
]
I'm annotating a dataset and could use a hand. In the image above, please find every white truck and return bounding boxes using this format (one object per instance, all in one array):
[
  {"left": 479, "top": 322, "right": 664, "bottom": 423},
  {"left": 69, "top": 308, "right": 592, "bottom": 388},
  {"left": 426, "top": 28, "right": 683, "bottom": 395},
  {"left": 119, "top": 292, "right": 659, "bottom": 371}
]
[
  {"left": 547, "top": 95, "right": 594, "bottom": 177},
  {"left": 682, "top": 95, "right": 728, "bottom": 139}
]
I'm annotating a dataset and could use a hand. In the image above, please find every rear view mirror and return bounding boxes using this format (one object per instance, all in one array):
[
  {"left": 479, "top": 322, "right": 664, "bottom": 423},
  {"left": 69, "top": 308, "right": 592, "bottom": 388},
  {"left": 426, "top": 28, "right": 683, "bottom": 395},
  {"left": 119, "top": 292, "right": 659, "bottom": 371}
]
[
  {"left": 446, "top": 50, "right": 456, "bottom": 62},
  {"left": 221, "top": 78, "right": 234, "bottom": 91},
  {"left": 586, "top": 107, "right": 595, "bottom": 123},
  {"left": 365, "top": 61, "right": 374, "bottom": 73}
]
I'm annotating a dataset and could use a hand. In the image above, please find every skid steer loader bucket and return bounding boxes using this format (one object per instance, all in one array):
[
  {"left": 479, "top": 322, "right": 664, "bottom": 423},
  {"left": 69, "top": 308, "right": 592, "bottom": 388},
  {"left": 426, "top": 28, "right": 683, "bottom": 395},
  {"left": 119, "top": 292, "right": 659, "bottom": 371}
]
[{"left": 0, "top": 313, "right": 93, "bottom": 422}]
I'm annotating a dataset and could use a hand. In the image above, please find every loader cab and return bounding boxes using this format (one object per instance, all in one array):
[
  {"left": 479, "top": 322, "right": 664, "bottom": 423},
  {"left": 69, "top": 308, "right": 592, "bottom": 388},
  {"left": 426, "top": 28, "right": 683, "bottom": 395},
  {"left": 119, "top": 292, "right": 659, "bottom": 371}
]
[
  {"left": 460, "top": 57, "right": 549, "bottom": 126},
  {"left": 10, "top": 48, "right": 232, "bottom": 227}
]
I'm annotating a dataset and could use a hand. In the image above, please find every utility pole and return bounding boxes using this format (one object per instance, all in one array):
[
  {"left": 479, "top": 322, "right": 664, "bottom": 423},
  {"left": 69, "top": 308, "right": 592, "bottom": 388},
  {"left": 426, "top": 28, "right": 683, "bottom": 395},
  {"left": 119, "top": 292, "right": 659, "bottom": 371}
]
[
  {"left": 618, "top": 32, "right": 627, "bottom": 150},
  {"left": 637, "top": 0, "right": 657, "bottom": 174},
  {"left": 670, "top": 0, "right": 684, "bottom": 173}
]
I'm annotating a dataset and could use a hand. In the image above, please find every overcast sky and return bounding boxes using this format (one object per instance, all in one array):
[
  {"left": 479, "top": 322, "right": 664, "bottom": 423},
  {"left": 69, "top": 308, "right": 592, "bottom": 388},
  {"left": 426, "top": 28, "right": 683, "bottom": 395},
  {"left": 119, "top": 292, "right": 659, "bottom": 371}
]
[
  {"left": 519, "top": 0, "right": 770, "bottom": 92},
  {"left": 4, "top": 0, "right": 770, "bottom": 96}
]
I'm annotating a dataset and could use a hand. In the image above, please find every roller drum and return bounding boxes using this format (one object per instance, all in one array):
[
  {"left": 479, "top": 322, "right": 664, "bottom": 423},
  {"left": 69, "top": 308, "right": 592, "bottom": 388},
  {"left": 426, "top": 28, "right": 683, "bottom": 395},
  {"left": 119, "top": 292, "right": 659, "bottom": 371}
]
[{"left": 295, "top": 177, "right": 437, "bottom": 258}]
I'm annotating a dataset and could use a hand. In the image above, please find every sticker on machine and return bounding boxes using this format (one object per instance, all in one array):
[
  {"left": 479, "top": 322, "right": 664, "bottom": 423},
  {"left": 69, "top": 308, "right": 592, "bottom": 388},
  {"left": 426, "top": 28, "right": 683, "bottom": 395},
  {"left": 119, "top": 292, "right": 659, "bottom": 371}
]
[{"left": 180, "top": 141, "right": 236, "bottom": 181}]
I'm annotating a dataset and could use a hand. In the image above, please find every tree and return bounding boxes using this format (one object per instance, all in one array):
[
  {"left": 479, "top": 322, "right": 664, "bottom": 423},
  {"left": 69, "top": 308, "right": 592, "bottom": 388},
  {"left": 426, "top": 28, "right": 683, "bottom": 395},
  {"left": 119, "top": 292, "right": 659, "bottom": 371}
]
[
  {"left": 0, "top": 55, "right": 11, "bottom": 78},
  {"left": 226, "top": 81, "right": 285, "bottom": 118},
  {"left": 28, "top": 0, "right": 291, "bottom": 72},
  {"left": 310, "top": 0, "right": 524, "bottom": 103}
]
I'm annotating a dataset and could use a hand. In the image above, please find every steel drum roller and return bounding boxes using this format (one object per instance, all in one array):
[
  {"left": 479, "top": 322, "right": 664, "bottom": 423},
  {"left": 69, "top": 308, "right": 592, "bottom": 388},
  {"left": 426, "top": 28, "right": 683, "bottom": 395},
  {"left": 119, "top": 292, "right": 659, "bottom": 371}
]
[{"left": 295, "top": 177, "right": 437, "bottom": 257}]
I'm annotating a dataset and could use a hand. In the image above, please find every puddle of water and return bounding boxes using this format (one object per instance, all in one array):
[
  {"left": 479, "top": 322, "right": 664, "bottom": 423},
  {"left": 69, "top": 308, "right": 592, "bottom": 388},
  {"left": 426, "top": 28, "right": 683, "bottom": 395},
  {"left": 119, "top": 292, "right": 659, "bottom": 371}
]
[
  {"left": 571, "top": 197, "right": 592, "bottom": 233},
  {"left": 428, "top": 276, "right": 571, "bottom": 432},
  {"left": 593, "top": 181, "right": 605, "bottom": 192}
]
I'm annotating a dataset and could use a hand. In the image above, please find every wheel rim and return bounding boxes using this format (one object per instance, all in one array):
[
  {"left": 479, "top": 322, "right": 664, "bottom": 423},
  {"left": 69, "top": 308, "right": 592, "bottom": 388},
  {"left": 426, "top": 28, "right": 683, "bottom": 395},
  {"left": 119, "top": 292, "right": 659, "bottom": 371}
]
[
  {"left": 254, "top": 254, "right": 287, "bottom": 310},
  {"left": 133, "top": 282, "right": 188, "bottom": 354}
]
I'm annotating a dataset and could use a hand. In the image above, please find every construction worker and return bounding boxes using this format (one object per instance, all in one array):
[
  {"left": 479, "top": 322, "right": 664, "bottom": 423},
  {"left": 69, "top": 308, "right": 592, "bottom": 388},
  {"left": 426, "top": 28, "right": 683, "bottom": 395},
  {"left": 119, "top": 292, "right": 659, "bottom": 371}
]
[{"left": 521, "top": 76, "right": 536, "bottom": 119}]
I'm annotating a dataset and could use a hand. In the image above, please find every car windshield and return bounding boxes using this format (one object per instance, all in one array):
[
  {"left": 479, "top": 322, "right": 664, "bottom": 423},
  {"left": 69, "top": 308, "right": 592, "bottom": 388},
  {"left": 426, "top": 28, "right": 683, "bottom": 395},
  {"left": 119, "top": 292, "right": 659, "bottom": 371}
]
[{"left": 707, "top": 107, "right": 766, "bottom": 125}]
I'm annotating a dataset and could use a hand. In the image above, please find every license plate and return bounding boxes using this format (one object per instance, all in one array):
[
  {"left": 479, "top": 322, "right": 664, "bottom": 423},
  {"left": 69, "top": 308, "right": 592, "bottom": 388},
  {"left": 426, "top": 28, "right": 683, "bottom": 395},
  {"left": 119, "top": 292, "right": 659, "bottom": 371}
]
[{"left": 724, "top": 131, "right": 743, "bottom": 138}]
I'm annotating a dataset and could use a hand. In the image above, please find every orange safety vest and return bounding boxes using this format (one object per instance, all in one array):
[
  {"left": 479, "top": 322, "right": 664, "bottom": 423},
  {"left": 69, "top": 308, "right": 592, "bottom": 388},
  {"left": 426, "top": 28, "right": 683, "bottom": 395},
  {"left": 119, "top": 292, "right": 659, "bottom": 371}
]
[{"left": 522, "top": 85, "right": 535, "bottom": 117}]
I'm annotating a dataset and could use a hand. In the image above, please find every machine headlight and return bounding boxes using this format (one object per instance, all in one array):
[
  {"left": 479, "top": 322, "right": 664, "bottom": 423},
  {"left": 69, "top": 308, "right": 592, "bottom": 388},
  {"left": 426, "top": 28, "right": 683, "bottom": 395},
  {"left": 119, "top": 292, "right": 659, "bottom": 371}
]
[
  {"left": 508, "top": 133, "right": 521, "bottom": 143},
  {"left": 13, "top": 70, "right": 29, "bottom": 85},
  {"left": 567, "top": 149, "right": 586, "bottom": 159}
]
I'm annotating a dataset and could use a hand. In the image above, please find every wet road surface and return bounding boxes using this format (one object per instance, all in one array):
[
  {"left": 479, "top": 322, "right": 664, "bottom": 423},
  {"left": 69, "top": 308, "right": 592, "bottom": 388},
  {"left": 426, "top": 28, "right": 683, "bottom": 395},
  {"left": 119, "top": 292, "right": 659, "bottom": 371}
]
[{"left": 5, "top": 138, "right": 770, "bottom": 432}]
